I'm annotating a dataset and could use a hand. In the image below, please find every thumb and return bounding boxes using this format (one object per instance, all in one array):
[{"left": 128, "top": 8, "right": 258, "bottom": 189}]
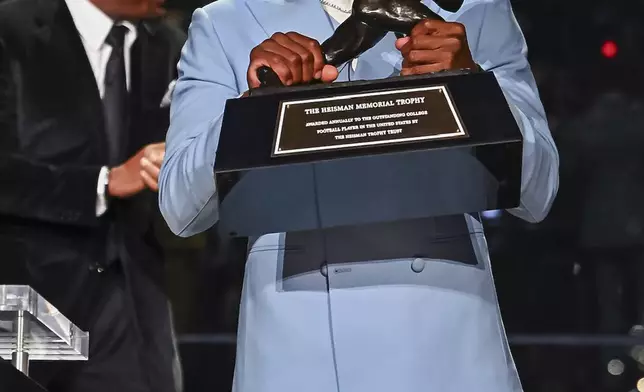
[
  {"left": 247, "top": 59, "right": 270, "bottom": 89},
  {"left": 320, "top": 65, "right": 339, "bottom": 83},
  {"left": 395, "top": 37, "right": 410, "bottom": 50},
  {"left": 149, "top": 148, "right": 165, "bottom": 164}
]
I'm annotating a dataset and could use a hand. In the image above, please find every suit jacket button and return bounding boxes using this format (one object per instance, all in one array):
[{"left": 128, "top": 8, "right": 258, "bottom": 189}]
[{"left": 411, "top": 258, "right": 426, "bottom": 273}]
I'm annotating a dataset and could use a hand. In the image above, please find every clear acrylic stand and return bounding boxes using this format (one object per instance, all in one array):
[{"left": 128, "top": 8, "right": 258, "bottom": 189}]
[{"left": 0, "top": 285, "right": 89, "bottom": 375}]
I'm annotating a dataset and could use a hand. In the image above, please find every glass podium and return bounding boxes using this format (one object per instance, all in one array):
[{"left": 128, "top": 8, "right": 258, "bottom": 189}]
[{"left": 0, "top": 285, "right": 89, "bottom": 376}]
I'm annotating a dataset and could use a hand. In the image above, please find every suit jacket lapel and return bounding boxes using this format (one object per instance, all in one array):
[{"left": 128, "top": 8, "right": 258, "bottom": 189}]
[
  {"left": 244, "top": 0, "right": 335, "bottom": 47},
  {"left": 129, "top": 22, "right": 174, "bottom": 153},
  {"left": 34, "top": 0, "right": 107, "bottom": 160},
  {"left": 131, "top": 22, "right": 172, "bottom": 113}
]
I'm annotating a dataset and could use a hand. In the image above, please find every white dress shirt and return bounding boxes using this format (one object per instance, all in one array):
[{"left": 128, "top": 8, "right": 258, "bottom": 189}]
[{"left": 64, "top": 0, "right": 137, "bottom": 216}]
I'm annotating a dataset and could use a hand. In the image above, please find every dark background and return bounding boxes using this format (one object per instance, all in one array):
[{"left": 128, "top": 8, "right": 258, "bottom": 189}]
[{"left": 154, "top": 0, "right": 644, "bottom": 390}]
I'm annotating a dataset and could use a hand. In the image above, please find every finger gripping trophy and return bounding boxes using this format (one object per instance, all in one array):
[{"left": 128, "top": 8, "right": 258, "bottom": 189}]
[{"left": 257, "top": 0, "right": 465, "bottom": 87}]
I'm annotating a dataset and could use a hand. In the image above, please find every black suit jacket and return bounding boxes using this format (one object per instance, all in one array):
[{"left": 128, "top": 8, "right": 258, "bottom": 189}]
[{"left": 0, "top": 0, "right": 185, "bottom": 390}]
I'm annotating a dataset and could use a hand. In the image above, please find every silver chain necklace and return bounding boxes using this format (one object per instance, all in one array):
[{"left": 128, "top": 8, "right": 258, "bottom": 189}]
[{"left": 320, "top": 0, "right": 351, "bottom": 13}]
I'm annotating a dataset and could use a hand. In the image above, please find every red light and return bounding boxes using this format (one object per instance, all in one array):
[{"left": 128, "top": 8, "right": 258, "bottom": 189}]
[{"left": 601, "top": 40, "right": 618, "bottom": 58}]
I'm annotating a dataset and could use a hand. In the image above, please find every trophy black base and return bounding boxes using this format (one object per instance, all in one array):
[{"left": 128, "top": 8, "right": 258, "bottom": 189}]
[{"left": 215, "top": 71, "right": 522, "bottom": 237}]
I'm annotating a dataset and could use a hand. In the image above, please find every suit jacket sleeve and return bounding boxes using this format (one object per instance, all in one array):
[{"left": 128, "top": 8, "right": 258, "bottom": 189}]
[
  {"left": 159, "top": 8, "right": 238, "bottom": 237},
  {"left": 0, "top": 38, "right": 103, "bottom": 227},
  {"left": 469, "top": 0, "right": 559, "bottom": 223}
]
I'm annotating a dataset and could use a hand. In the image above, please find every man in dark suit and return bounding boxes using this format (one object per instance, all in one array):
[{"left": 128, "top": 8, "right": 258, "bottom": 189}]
[{"left": 0, "top": 0, "right": 185, "bottom": 391}]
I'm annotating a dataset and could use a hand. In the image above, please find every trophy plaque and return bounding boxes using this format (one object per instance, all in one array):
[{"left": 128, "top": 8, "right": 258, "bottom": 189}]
[
  {"left": 0, "top": 285, "right": 89, "bottom": 376},
  {"left": 214, "top": 0, "right": 523, "bottom": 237}
]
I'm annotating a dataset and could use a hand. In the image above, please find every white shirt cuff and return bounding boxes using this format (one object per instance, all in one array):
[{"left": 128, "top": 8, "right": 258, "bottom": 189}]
[{"left": 96, "top": 166, "right": 110, "bottom": 217}]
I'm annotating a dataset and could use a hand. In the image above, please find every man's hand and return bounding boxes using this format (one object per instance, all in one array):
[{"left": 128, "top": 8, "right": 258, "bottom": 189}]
[
  {"left": 247, "top": 32, "right": 338, "bottom": 88},
  {"left": 89, "top": 0, "right": 166, "bottom": 20},
  {"left": 108, "top": 143, "right": 165, "bottom": 198},
  {"left": 395, "top": 19, "right": 478, "bottom": 76},
  {"left": 139, "top": 143, "right": 164, "bottom": 192}
]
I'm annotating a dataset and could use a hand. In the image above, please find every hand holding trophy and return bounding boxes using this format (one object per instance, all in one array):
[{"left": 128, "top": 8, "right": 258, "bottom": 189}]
[
  {"left": 254, "top": 0, "right": 470, "bottom": 88},
  {"left": 247, "top": 32, "right": 338, "bottom": 88}
]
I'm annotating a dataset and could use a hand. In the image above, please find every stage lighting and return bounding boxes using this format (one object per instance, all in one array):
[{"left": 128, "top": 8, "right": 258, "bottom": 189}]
[{"left": 601, "top": 40, "right": 618, "bottom": 58}]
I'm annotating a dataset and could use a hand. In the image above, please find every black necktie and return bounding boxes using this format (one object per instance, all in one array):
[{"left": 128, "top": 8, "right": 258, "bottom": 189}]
[{"left": 103, "top": 25, "right": 129, "bottom": 166}]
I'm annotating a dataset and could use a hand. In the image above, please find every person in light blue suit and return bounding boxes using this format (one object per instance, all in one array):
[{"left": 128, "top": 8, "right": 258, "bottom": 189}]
[{"left": 159, "top": 0, "right": 559, "bottom": 390}]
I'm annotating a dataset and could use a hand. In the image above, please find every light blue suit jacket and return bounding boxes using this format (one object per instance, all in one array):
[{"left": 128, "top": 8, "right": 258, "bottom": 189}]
[{"left": 159, "top": 0, "right": 559, "bottom": 390}]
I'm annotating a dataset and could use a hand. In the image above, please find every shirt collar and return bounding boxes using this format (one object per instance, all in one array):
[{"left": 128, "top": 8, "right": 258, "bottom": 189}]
[
  {"left": 321, "top": 0, "right": 353, "bottom": 13},
  {"left": 64, "top": 0, "right": 137, "bottom": 52}
]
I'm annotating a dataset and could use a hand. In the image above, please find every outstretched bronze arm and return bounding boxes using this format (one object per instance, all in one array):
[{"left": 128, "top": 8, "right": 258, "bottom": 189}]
[{"left": 256, "top": 0, "right": 463, "bottom": 87}]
